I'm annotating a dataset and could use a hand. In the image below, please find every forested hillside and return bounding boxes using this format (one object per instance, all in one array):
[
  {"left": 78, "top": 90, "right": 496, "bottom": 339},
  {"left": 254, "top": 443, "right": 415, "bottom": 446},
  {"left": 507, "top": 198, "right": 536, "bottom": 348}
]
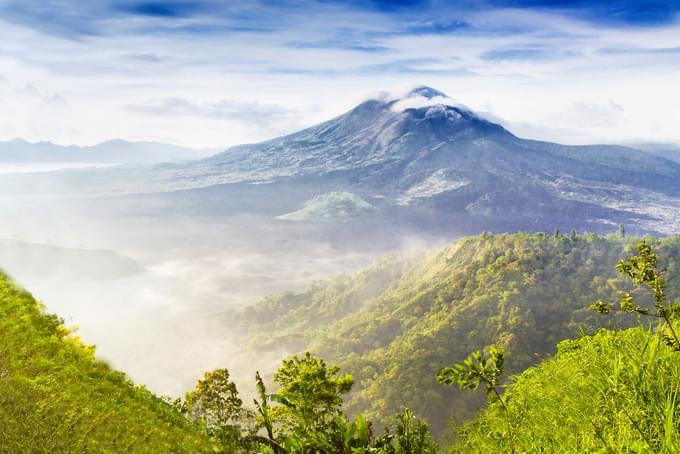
[
  {"left": 0, "top": 271, "right": 215, "bottom": 452},
  {"left": 235, "top": 233, "right": 680, "bottom": 435}
]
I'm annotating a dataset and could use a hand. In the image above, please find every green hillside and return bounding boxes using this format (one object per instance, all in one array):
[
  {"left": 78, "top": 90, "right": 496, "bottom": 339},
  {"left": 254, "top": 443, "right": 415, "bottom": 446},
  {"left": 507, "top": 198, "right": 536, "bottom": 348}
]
[
  {"left": 6, "top": 232, "right": 680, "bottom": 452},
  {"left": 454, "top": 326, "right": 680, "bottom": 452},
  {"left": 0, "top": 271, "right": 215, "bottom": 452},
  {"left": 235, "top": 233, "right": 680, "bottom": 435}
]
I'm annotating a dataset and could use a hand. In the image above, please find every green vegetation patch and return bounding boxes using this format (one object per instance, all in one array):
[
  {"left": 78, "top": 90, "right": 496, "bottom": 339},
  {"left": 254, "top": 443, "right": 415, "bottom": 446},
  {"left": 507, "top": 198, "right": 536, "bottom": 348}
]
[
  {"left": 0, "top": 272, "right": 215, "bottom": 453},
  {"left": 454, "top": 327, "right": 680, "bottom": 452}
]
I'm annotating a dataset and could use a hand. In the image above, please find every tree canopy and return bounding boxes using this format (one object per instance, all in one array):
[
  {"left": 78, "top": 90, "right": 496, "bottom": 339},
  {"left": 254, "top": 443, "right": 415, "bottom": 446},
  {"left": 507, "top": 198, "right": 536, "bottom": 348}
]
[{"left": 235, "top": 233, "right": 680, "bottom": 434}]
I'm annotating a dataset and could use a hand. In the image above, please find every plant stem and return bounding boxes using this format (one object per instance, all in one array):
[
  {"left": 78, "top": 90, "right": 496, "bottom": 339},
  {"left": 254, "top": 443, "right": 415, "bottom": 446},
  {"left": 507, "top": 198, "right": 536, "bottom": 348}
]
[
  {"left": 491, "top": 385, "right": 514, "bottom": 451},
  {"left": 492, "top": 387, "right": 509, "bottom": 416},
  {"left": 662, "top": 314, "right": 680, "bottom": 349}
]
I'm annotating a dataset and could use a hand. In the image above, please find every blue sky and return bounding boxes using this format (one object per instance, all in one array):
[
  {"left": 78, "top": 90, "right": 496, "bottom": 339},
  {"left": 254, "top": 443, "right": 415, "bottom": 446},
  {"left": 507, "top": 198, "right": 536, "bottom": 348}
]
[{"left": 0, "top": 0, "right": 679, "bottom": 147}]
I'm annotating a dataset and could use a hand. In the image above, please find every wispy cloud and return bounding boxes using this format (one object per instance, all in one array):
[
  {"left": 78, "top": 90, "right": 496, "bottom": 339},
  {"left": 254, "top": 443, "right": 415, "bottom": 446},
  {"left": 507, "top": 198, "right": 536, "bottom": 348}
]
[
  {"left": 1, "top": 0, "right": 680, "bottom": 147},
  {"left": 285, "top": 40, "right": 391, "bottom": 53},
  {"left": 485, "top": 0, "right": 680, "bottom": 26},
  {"left": 115, "top": 1, "right": 208, "bottom": 18},
  {"left": 360, "top": 58, "right": 475, "bottom": 75},
  {"left": 127, "top": 97, "right": 297, "bottom": 128},
  {"left": 599, "top": 45, "right": 680, "bottom": 56},
  {"left": 481, "top": 48, "right": 581, "bottom": 61}
]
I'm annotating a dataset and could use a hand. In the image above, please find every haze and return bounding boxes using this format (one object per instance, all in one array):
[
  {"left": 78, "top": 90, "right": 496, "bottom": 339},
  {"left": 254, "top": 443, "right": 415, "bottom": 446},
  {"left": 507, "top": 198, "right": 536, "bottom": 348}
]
[{"left": 2, "top": 0, "right": 680, "bottom": 399}]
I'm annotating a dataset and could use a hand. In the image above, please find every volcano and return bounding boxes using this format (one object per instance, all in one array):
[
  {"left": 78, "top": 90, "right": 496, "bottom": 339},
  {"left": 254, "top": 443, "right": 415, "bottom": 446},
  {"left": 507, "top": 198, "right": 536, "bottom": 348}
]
[{"left": 4, "top": 86, "right": 680, "bottom": 235}]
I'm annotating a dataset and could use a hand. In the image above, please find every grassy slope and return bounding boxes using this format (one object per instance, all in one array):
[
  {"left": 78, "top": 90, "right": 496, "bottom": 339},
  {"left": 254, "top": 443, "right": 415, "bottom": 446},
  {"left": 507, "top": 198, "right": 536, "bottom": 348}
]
[
  {"left": 236, "top": 233, "right": 680, "bottom": 435},
  {"left": 0, "top": 272, "right": 215, "bottom": 453},
  {"left": 454, "top": 327, "right": 680, "bottom": 452}
]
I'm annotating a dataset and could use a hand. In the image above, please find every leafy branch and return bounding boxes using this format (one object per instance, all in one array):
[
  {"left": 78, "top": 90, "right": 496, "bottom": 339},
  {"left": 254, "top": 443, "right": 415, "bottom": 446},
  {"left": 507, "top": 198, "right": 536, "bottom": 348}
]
[
  {"left": 437, "top": 347, "right": 506, "bottom": 408},
  {"left": 590, "top": 241, "right": 680, "bottom": 350},
  {"left": 436, "top": 345, "right": 513, "bottom": 445}
]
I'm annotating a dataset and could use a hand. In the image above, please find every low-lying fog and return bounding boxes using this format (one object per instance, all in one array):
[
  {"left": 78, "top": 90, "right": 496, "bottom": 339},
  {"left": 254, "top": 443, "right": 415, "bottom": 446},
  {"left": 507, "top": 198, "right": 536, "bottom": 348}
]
[
  {"left": 0, "top": 163, "right": 117, "bottom": 174},
  {"left": 0, "top": 191, "right": 436, "bottom": 396}
]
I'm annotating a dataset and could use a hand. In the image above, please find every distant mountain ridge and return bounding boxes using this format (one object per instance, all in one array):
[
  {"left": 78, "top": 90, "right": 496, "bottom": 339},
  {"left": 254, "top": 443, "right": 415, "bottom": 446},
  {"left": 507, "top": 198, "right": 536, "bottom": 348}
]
[
  {"left": 0, "top": 138, "right": 217, "bottom": 164},
  {"left": 633, "top": 142, "right": 680, "bottom": 164},
  {"left": 0, "top": 239, "right": 143, "bottom": 281}
]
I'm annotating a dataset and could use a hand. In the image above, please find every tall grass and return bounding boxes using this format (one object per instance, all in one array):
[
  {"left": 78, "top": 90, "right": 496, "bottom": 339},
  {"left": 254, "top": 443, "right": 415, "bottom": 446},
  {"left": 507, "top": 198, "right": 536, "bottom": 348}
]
[{"left": 452, "top": 326, "right": 680, "bottom": 452}]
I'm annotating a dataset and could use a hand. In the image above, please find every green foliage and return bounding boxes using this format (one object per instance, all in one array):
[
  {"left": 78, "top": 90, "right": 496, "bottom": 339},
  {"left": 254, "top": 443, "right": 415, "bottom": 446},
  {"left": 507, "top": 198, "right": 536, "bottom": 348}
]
[
  {"left": 12, "top": 231, "right": 680, "bottom": 452},
  {"left": 237, "top": 254, "right": 413, "bottom": 352},
  {"left": 590, "top": 299, "right": 612, "bottom": 314},
  {"left": 197, "top": 353, "right": 438, "bottom": 453},
  {"left": 186, "top": 368, "right": 252, "bottom": 448},
  {"left": 385, "top": 408, "right": 439, "bottom": 454},
  {"left": 438, "top": 347, "right": 511, "bottom": 445},
  {"left": 592, "top": 241, "right": 680, "bottom": 350},
  {"left": 253, "top": 371, "right": 277, "bottom": 445},
  {"left": 0, "top": 271, "right": 215, "bottom": 452},
  {"left": 271, "top": 352, "right": 354, "bottom": 431},
  {"left": 263, "top": 352, "right": 355, "bottom": 451},
  {"left": 453, "top": 327, "right": 680, "bottom": 452},
  {"left": 437, "top": 347, "right": 504, "bottom": 397},
  {"left": 0, "top": 268, "right": 437, "bottom": 453},
  {"left": 453, "top": 240, "right": 680, "bottom": 452},
  {"left": 236, "top": 233, "right": 680, "bottom": 434},
  {"left": 188, "top": 368, "right": 245, "bottom": 428}
]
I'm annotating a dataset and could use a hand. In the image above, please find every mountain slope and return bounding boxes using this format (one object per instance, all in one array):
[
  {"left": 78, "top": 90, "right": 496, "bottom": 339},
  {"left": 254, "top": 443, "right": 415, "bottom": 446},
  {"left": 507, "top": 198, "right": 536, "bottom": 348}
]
[
  {"left": 200, "top": 86, "right": 677, "bottom": 189},
  {"left": 632, "top": 142, "right": 680, "bottom": 164},
  {"left": 454, "top": 327, "right": 680, "bottom": 452},
  {"left": 233, "top": 233, "right": 680, "bottom": 435},
  {"left": 4, "top": 86, "right": 679, "bottom": 234},
  {"left": 0, "top": 271, "right": 215, "bottom": 452},
  {"left": 110, "top": 86, "right": 680, "bottom": 195}
]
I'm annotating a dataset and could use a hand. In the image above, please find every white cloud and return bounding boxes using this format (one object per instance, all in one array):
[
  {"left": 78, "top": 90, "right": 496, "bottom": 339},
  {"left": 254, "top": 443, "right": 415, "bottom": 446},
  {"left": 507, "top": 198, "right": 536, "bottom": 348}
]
[
  {"left": 127, "top": 97, "right": 297, "bottom": 127},
  {"left": 0, "top": 6, "right": 679, "bottom": 148},
  {"left": 549, "top": 101, "right": 625, "bottom": 129},
  {"left": 390, "top": 95, "right": 471, "bottom": 114}
]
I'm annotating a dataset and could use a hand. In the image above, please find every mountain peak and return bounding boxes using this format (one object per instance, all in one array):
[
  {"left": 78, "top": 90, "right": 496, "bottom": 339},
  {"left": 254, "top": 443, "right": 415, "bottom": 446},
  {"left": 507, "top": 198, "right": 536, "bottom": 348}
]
[
  {"left": 405, "top": 86, "right": 447, "bottom": 99},
  {"left": 8, "top": 138, "right": 29, "bottom": 145},
  {"left": 388, "top": 86, "right": 473, "bottom": 116}
]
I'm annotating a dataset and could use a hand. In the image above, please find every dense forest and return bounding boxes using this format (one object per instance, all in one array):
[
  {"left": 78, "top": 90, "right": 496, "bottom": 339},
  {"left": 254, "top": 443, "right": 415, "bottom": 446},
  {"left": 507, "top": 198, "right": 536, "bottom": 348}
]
[
  {"left": 3, "top": 233, "right": 680, "bottom": 452},
  {"left": 234, "top": 233, "right": 680, "bottom": 435}
]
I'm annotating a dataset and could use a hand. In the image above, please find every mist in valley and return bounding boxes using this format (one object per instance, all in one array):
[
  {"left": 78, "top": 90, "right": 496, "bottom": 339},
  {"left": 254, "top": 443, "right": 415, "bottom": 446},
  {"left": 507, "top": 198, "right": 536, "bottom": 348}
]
[{"left": 0, "top": 187, "right": 443, "bottom": 396}]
